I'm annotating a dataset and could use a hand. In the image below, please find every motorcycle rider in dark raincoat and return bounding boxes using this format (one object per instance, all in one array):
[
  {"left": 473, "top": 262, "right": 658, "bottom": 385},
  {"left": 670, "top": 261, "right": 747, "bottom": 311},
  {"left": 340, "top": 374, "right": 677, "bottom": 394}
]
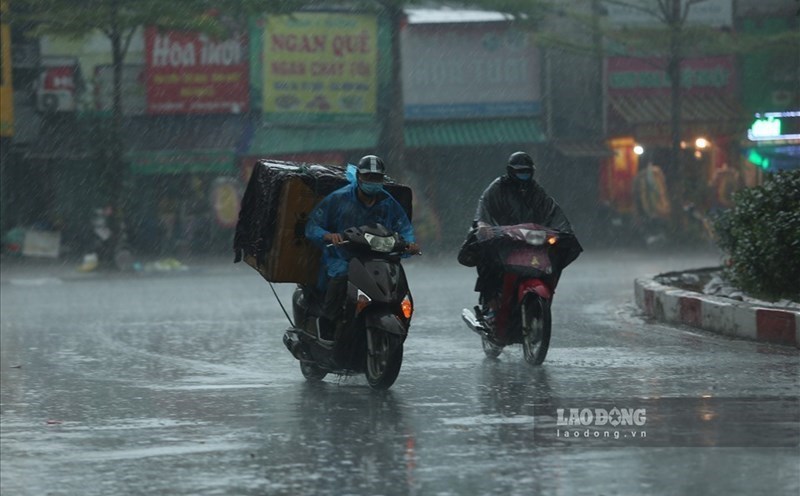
[
  {"left": 459, "top": 151, "right": 582, "bottom": 316},
  {"left": 305, "top": 155, "right": 420, "bottom": 336}
]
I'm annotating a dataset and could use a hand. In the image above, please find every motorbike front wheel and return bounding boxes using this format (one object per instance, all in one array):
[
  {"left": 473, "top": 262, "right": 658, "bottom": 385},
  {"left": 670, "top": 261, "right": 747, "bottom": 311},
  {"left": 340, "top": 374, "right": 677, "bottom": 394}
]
[
  {"left": 300, "top": 361, "right": 327, "bottom": 382},
  {"left": 522, "top": 297, "right": 552, "bottom": 366},
  {"left": 365, "top": 329, "right": 403, "bottom": 390}
]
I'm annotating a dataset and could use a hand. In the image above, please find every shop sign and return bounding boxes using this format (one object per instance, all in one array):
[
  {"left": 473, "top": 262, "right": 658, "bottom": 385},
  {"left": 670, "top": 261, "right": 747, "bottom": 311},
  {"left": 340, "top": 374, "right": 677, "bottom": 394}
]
[
  {"left": 94, "top": 64, "right": 146, "bottom": 115},
  {"left": 263, "top": 13, "right": 377, "bottom": 123},
  {"left": 0, "top": 1, "right": 12, "bottom": 137},
  {"left": 740, "top": 18, "right": 799, "bottom": 113},
  {"left": 402, "top": 23, "right": 540, "bottom": 119},
  {"left": 36, "top": 59, "right": 80, "bottom": 113},
  {"left": 748, "top": 111, "right": 800, "bottom": 142},
  {"left": 145, "top": 27, "right": 249, "bottom": 114},
  {"left": 607, "top": 56, "right": 735, "bottom": 97}
]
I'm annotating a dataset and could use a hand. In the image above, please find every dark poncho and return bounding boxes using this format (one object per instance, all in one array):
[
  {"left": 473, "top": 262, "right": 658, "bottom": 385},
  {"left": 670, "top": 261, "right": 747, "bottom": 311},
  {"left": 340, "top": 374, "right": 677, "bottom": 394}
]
[{"left": 458, "top": 176, "right": 583, "bottom": 271}]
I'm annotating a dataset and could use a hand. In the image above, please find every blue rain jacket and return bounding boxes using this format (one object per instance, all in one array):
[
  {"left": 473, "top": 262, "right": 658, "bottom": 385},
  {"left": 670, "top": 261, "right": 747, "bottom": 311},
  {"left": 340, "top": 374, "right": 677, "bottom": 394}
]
[{"left": 305, "top": 171, "right": 415, "bottom": 289}]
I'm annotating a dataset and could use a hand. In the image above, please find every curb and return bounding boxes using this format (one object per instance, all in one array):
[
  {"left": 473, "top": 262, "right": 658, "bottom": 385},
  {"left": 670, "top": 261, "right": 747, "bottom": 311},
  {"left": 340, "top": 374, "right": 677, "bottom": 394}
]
[{"left": 634, "top": 276, "right": 800, "bottom": 348}]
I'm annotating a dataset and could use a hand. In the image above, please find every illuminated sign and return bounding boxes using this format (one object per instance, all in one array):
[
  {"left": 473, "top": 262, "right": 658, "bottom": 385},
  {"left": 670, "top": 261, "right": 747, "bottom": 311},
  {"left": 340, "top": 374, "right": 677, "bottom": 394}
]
[
  {"left": 747, "top": 111, "right": 800, "bottom": 141},
  {"left": 747, "top": 150, "right": 769, "bottom": 170}
]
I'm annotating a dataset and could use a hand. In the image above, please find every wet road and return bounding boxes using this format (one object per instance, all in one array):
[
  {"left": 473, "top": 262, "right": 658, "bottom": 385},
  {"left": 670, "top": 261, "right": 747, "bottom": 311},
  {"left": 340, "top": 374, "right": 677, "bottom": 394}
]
[{"left": 1, "top": 249, "right": 798, "bottom": 496}]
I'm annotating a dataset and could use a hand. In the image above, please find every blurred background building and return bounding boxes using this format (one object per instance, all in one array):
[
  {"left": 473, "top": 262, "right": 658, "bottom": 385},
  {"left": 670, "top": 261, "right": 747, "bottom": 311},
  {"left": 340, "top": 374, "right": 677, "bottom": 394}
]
[{"left": 0, "top": 0, "right": 797, "bottom": 260}]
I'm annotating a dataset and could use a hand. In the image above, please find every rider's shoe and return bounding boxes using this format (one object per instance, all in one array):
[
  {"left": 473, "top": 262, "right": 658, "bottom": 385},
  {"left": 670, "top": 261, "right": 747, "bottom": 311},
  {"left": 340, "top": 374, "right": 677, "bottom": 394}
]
[{"left": 475, "top": 305, "right": 496, "bottom": 327}]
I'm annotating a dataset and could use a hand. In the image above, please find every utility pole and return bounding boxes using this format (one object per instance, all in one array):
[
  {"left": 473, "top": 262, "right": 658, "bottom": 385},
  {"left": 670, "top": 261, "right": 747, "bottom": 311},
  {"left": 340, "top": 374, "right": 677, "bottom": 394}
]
[
  {"left": 667, "top": 0, "right": 684, "bottom": 232},
  {"left": 377, "top": 1, "right": 407, "bottom": 178}
]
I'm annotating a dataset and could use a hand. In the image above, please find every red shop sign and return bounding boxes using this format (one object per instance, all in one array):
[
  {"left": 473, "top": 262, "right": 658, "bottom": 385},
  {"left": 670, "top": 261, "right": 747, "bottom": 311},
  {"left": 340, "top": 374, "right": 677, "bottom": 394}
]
[{"left": 145, "top": 27, "right": 249, "bottom": 114}]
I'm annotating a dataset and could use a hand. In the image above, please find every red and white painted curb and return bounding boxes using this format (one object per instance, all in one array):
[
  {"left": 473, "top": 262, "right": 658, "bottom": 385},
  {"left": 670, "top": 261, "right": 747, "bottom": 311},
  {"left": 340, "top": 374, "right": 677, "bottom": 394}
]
[{"left": 635, "top": 277, "right": 800, "bottom": 348}]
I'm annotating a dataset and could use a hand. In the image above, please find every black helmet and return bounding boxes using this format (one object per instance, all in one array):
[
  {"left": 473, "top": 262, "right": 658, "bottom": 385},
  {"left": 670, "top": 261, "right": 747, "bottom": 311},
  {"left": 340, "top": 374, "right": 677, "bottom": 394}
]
[
  {"left": 507, "top": 151, "right": 535, "bottom": 180},
  {"left": 357, "top": 155, "right": 386, "bottom": 176}
]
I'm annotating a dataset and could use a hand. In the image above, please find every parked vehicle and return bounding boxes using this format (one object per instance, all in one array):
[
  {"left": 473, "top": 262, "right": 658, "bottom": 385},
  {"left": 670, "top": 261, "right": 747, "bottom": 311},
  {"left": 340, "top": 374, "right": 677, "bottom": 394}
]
[
  {"left": 461, "top": 223, "right": 579, "bottom": 365},
  {"left": 283, "top": 224, "right": 416, "bottom": 390},
  {"left": 79, "top": 206, "right": 132, "bottom": 271}
]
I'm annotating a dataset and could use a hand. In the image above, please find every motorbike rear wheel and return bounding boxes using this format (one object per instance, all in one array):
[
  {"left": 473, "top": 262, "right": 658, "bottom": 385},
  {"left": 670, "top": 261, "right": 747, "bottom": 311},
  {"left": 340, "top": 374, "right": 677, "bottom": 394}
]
[
  {"left": 365, "top": 329, "right": 403, "bottom": 390},
  {"left": 300, "top": 361, "right": 328, "bottom": 382},
  {"left": 522, "top": 297, "right": 551, "bottom": 366}
]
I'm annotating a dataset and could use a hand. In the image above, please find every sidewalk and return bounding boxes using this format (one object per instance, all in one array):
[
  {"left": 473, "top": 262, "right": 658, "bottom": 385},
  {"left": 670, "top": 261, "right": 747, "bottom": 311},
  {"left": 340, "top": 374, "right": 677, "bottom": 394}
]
[
  {"left": 0, "top": 253, "right": 237, "bottom": 283},
  {"left": 635, "top": 274, "right": 800, "bottom": 348}
]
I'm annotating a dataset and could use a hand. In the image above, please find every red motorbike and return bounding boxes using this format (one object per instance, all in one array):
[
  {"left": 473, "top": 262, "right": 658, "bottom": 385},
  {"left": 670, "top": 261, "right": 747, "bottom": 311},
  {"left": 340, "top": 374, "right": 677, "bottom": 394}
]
[{"left": 460, "top": 223, "right": 581, "bottom": 365}]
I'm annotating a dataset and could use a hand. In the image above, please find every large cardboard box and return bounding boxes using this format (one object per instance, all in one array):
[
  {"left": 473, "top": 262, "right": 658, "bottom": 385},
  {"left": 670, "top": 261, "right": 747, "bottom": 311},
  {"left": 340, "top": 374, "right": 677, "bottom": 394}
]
[
  {"left": 234, "top": 160, "right": 412, "bottom": 286},
  {"left": 243, "top": 176, "right": 322, "bottom": 285}
]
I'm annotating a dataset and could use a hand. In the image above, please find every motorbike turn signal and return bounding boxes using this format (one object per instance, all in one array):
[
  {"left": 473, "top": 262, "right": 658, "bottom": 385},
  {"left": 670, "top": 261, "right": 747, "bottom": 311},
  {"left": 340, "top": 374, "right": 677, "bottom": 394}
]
[
  {"left": 401, "top": 296, "right": 413, "bottom": 319},
  {"left": 547, "top": 235, "right": 558, "bottom": 245}
]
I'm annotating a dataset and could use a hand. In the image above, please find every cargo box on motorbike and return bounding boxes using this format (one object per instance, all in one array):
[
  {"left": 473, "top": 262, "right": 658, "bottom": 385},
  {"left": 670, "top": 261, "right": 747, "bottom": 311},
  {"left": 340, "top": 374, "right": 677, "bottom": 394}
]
[{"left": 233, "top": 160, "right": 413, "bottom": 286}]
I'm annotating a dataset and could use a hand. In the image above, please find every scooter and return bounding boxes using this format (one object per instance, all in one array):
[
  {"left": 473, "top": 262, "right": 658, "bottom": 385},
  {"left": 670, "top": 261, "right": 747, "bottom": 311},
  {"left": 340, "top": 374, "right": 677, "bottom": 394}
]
[
  {"left": 283, "top": 224, "right": 415, "bottom": 390},
  {"left": 460, "top": 223, "right": 579, "bottom": 365},
  {"left": 79, "top": 206, "right": 133, "bottom": 271}
]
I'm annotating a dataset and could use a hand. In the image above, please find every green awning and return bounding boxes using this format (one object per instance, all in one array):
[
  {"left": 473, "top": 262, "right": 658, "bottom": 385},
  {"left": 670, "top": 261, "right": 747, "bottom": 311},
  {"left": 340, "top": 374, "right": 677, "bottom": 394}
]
[
  {"left": 127, "top": 150, "right": 236, "bottom": 175},
  {"left": 405, "top": 118, "right": 545, "bottom": 148},
  {"left": 248, "top": 126, "right": 379, "bottom": 155},
  {"left": 247, "top": 118, "right": 545, "bottom": 156}
]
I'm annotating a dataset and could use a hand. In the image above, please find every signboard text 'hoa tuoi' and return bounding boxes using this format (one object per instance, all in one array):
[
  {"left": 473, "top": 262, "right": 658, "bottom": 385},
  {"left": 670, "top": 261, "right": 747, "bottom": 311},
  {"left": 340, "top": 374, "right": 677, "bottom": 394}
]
[{"left": 145, "top": 28, "right": 249, "bottom": 114}]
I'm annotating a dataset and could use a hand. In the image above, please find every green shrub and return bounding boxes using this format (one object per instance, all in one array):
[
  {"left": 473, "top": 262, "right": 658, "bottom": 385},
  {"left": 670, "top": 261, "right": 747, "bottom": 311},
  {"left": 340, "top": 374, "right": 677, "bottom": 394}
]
[{"left": 713, "top": 170, "right": 800, "bottom": 301}]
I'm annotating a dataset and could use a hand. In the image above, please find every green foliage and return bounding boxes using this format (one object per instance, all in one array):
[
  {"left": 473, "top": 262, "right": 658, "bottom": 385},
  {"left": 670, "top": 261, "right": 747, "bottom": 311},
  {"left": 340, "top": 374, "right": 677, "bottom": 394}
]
[
  {"left": 11, "top": 0, "right": 308, "bottom": 41},
  {"left": 714, "top": 171, "right": 800, "bottom": 302}
]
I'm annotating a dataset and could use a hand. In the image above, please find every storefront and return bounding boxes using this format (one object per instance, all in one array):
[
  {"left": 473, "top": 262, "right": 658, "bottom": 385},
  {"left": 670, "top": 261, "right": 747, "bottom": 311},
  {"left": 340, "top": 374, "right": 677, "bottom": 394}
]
[
  {"left": 404, "top": 118, "right": 546, "bottom": 249},
  {"left": 124, "top": 115, "right": 248, "bottom": 255},
  {"left": 400, "top": 10, "right": 547, "bottom": 248},
  {"left": 605, "top": 55, "right": 744, "bottom": 214},
  {"left": 112, "top": 26, "right": 253, "bottom": 256},
  {"left": 739, "top": 17, "right": 799, "bottom": 176}
]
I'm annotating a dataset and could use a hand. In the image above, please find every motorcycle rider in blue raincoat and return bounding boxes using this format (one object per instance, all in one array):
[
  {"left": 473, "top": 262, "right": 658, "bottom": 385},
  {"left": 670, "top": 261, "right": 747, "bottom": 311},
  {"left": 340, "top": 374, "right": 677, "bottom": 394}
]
[{"left": 305, "top": 155, "right": 420, "bottom": 335}]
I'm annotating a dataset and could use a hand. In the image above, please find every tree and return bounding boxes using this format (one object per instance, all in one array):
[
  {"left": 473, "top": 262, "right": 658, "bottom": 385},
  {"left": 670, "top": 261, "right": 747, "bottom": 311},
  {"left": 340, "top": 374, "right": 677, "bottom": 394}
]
[
  {"left": 11, "top": 0, "right": 303, "bottom": 265},
  {"left": 522, "top": 0, "right": 797, "bottom": 231}
]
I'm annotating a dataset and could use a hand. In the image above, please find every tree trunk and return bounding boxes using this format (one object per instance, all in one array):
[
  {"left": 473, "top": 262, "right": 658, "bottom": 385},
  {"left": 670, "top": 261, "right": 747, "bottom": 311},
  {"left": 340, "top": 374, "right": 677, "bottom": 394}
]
[{"left": 106, "top": 0, "right": 126, "bottom": 266}]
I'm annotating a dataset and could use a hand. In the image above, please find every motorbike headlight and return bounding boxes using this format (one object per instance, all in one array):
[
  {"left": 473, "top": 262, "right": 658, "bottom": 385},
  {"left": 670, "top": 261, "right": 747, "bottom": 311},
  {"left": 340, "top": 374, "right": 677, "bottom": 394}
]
[
  {"left": 520, "top": 229, "right": 546, "bottom": 246},
  {"left": 364, "top": 233, "right": 396, "bottom": 253}
]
